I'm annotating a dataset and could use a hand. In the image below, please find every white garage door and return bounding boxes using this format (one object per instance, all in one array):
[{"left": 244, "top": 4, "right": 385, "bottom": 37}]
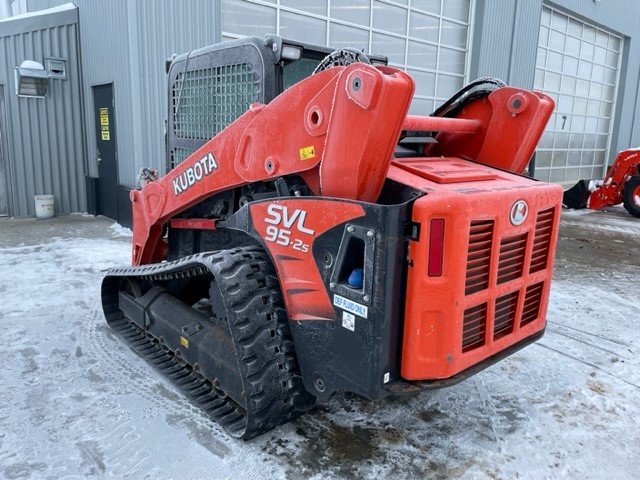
[
  {"left": 221, "top": 0, "right": 472, "bottom": 114},
  {"left": 534, "top": 5, "right": 622, "bottom": 185}
]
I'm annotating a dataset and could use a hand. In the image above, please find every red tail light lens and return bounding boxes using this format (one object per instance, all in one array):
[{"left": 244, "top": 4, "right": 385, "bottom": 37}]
[{"left": 428, "top": 218, "right": 445, "bottom": 277}]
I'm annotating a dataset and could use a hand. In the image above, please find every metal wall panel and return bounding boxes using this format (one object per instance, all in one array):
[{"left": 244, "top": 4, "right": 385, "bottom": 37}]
[
  {"left": 0, "top": 6, "right": 86, "bottom": 217},
  {"left": 14, "top": 0, "right": 639, "bottom": 200},
  {"left": 470, "top": 0, "right": 542, "bottom": 88},
  {"left": 122, "top": 0, "right": 222, "bottom": 186},
  {"left": 28, "top": 0, "right": 221, "bottom": 187}
]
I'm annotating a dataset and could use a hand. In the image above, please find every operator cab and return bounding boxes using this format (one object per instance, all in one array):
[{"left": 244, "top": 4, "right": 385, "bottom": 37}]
[{"left": 165, "top": 34, "right": 386, "bottom": 172}]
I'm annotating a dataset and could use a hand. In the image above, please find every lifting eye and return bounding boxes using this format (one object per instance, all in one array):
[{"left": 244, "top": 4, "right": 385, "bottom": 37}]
[
  {"left": 305, "top": 107, "right": 324, "bottom": 135},
  {"left": 309, "top": 109, "right": 321, "bottom": 126},
  {"left": 507, "top": 93, "right": 529, "bottom": 115}
]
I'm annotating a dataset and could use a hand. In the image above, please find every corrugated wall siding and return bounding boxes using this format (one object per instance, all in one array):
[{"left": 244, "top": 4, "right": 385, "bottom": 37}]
[
  {"left": 28, "top": 0, "right": 221, "bottom": 187},
  {"left": 124, "top": 1, "right": 222, "bottom": 186},
  {"left": 470, "top": 0, "right": 543, "bottom": 88},
  {"left": 0, "top": 7, "right": 86, "bottom": 216}
]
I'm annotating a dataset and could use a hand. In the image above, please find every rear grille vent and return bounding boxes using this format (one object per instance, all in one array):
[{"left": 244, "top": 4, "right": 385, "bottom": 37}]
[
  {"left": 521, "top": 282, "right": 544, "bottom": 327},
  {"left": 463, "top": 303, "right": 488, "bottom": 352},
  {"left": 460, "top": 209, "right": 553, "bottom": 354},
  {"left": 465, "top": 220, "right": 494, "bottom": 295},
  {"left": 530, "top": 208, "right": 555, "bottom": 274},
  {"left": 497, "top": 234, "right": 527, "bottom": 284},
  {"left": 494, "top": 291, "right": 519, "bottom": 340}
]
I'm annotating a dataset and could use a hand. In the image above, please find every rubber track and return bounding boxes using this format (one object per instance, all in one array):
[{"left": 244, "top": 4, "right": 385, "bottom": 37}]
[{"left": 101, "top": 247, "right": 315, "bottom": 439}]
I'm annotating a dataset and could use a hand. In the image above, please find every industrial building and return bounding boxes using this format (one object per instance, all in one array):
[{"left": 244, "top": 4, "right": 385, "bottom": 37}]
[{"left": 1, "top": 0, "right": 639, "bottom": 225}]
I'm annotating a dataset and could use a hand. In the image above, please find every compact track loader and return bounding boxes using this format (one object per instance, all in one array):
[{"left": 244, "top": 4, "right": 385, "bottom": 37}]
[{"left": 101, "top": 35, "right": 563, "bottom": 439}]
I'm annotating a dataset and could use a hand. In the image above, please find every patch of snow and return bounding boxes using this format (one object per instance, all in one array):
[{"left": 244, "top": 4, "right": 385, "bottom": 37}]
[
  {"left": 109, "top": 222, "right": 133, "bottom": 238},
  {"left": 561, "top": 206, "right": 640, "bottom": 235}
]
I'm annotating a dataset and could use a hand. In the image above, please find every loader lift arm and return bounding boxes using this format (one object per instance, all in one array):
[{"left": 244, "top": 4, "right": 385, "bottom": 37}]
[
  {"left": 132, "top": 69, "right": 555, "bottom": 266},
  {"left": 131, "top": 63, "right": 415, "bottom": 265}
]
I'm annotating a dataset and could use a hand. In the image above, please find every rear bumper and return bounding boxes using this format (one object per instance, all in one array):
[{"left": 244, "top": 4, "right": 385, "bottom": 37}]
[{"left": 387, "top": 329, "right": 545, "bottom": 394}]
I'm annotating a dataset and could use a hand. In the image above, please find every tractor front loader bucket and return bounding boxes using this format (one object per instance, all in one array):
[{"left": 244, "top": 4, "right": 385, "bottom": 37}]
[{"left": 563, "top": 179, "right": 591, "bottom": 209}]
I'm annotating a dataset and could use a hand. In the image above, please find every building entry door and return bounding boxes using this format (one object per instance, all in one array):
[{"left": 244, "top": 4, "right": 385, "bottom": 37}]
[
  {"left": 0, "top": 85, "right": 8, "bottom": 217},
  {"left": 92, "top": 83, "right": 118, "bottom": 219}
]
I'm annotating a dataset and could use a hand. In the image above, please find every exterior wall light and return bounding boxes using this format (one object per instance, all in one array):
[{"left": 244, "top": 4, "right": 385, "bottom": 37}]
[{"left": 15, "top": 60, "right": 49, "bottom": 97}]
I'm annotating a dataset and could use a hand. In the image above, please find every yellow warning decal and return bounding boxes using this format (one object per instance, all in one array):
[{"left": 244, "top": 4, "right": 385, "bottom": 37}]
[
  {"left": 100, "top": 107, "right": 109, "bottom": 129},
  {"left": 299, "top": 145, "right": 315, "bottom": 160},
  {"left": 180, "top": 336, "right": 189, "bottom": 348}
]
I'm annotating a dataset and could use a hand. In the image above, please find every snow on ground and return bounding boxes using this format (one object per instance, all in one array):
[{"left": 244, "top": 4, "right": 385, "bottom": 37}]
[
  {"left": 0, "top": 211, "right": 638, "bottom": 479},
  {"left": 561, "top": 204, "right": 640, "bottom": 236}
]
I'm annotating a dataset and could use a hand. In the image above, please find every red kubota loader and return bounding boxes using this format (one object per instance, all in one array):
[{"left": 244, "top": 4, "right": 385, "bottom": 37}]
[
  {"left": 563, "top": 148, "right": 640, "bottom": 217},
  {"left": 101, "top": 36, "right": 563, "bottom": 439}
]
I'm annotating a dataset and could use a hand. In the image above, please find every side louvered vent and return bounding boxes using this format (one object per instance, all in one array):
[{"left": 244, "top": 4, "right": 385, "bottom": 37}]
[
  {"left": 521, "top": 282, "right": 544, "bottom": 327},
  {"left": 497, "top": 234, "right": 527, "bottom": 284},
  {"left": 494, "top": 291, "right": 519, "bottom": 340},
  {"left": 465, "top": 221, "right": 494, "bottom": 295},
  {"left": 530, "top": 208, "right": 555, "bottom": 273},
  {"left": 463, "top": 303, "right": 487, "bottom": 352}
]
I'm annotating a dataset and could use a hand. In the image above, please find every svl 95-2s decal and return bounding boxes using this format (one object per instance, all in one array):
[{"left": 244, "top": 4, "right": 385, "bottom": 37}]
[
  {"left": 250, "top": 199, "right": 366, "bottom": 321},
  {"left": 264, "top": 204, "right": 314, "bottom": 252}
]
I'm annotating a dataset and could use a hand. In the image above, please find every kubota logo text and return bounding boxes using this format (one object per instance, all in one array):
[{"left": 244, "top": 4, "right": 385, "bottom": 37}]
[
  {"left": 264, "top": 204, "right": 314, "bottom": 252},
  {"left": 173, "top": 152, "right": 218, "bottom": 196}
]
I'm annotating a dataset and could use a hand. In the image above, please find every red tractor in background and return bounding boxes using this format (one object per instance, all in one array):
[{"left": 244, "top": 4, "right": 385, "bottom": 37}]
[
  {"left": 563, "top": 148, "right": 640, "bottom": 217},
  {"left": 101, "top": 36, "right": 563, "bottom": 439}
]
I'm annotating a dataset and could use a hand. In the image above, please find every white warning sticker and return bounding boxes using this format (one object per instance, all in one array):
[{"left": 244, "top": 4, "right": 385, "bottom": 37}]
[
  {"left": 333, "top": 294, "right": 368, "bottom": 318},
  {"left": 342, "top": 311, "right": 355, "bottom": 331}
]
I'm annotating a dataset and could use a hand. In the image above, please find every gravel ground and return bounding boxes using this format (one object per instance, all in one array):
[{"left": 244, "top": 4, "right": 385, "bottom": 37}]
[{"left": 0, "top": 207, "right": 638, "bottom": 479}]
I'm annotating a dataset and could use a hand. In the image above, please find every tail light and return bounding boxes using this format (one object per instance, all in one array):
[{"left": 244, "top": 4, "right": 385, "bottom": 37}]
[{"left": 428, "top": 218, "right": 445, "bottom": 277}]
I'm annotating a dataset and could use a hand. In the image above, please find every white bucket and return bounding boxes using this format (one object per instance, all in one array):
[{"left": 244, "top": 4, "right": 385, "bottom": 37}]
[{"left": 34, "top": 194, "right": 55, "bottom": 219}]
